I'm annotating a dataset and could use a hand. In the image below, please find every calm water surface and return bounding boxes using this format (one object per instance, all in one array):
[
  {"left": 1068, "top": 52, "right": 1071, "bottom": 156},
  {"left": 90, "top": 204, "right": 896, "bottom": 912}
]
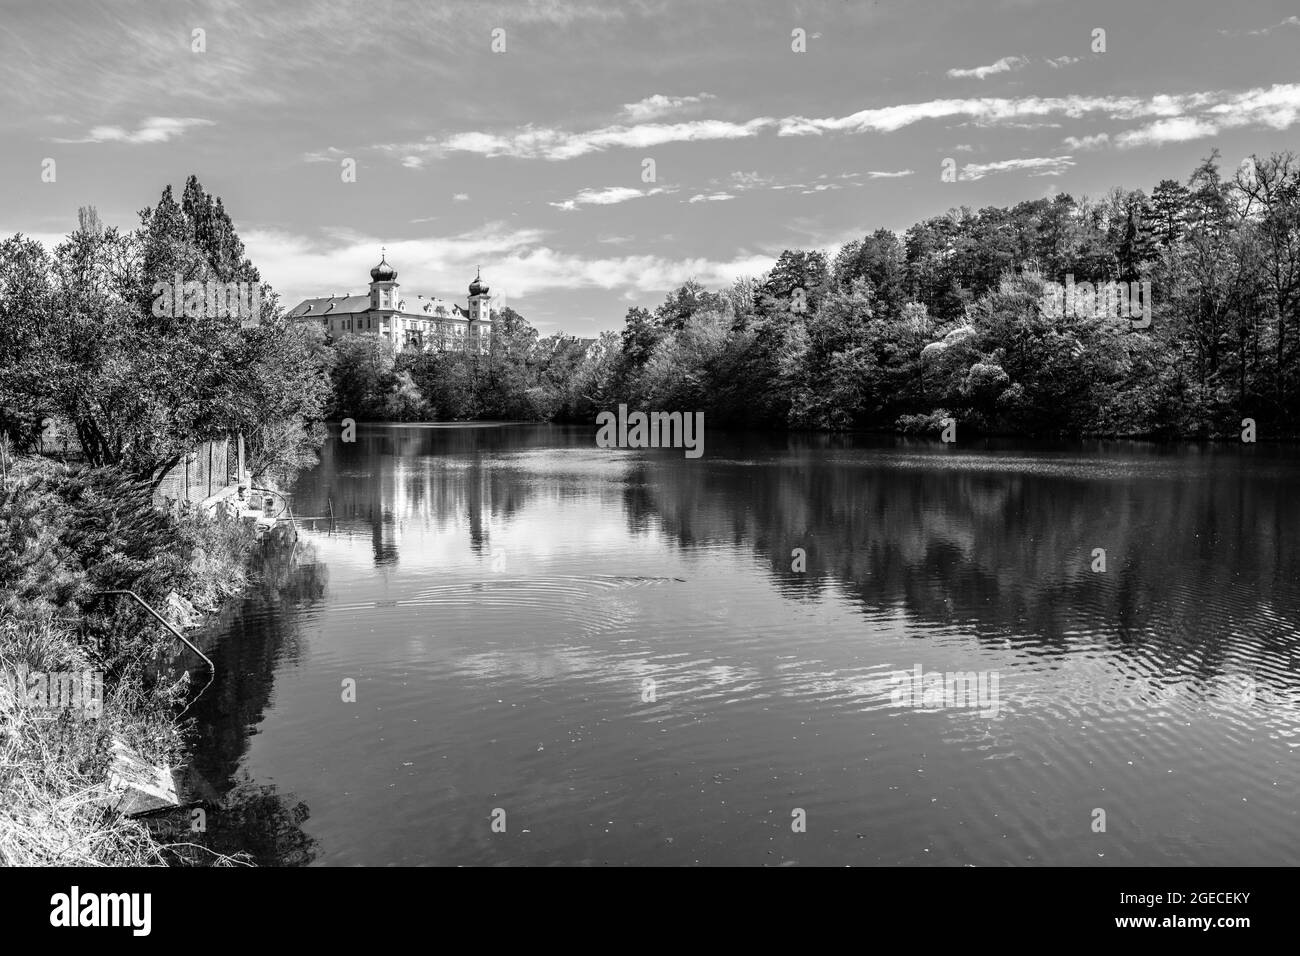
[{"left": 189, "top": 425, "right": 1300, "bottom": 866}]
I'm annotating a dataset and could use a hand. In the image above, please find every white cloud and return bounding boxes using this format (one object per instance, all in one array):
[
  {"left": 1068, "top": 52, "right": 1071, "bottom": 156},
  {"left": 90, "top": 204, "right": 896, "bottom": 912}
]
[
  {"left": 947, "top": 56, "right": 1027, "bottom": 80},
  {"left": 1207, "top": 82, "right": 1300, "bottom": 130},
  {"left": 390, "top": 117, "right": 775, "bottom": 161},
  {"left": 501, "top": 249, "right": 779, "bottom": 297},
  {"left": 730, "top": 170, "right": 775, "bottom": 189},
  {"left": 548, "top": 186, "right": 668, "bottom": 210},
  {"left": 1046, "top": 56, "right": 1082, "bottom": 68},
  {"left": 381, "top": 84, "right": 1300, "bottom": 164},
  {"left": 243, "top": 223, "right": 777, "bottom": 307},
  {"left": 687, "top": 193, "right": 734, "bottom": 203},
  {"left": 964, "top": 121, "right": 1062, "bottom": 130},
  {"left": 777, "top": 84, "right": 1300, "bottom": 144},
  {"left": 302, "top": 146, "right": 348, "bottom": 163},
  {"left": 716, "top": 168, "right": 908, "bottom": 198},
  {"left": 621, "top": 93, "right": 715, "bottom": 122},
  {"left": 1225, "top": 15, "right": 1300, "bottom": 35},
  {"left": 960, "top": 156, "right": 1075, "bottom": 180},
  {"left": 1063, "top": 133, "right": 1110, "bottom": 150},
  {"left": 1113, "top": 118, "right": 1218, "bottom": 148},
  {"left": 194, "top": 76, "right": 1300, "bottom": 186},
  {"left": 53, "top": 116, "right": 214, "bottom": 144},
  {"left": 1262, "top": 15, "right": 1300, "bottom": 31},
  {"left": 779, "top": 96, "right": 1111, "bottom": 135},
  {"left": 453, "top": 193, "right": 470, "bottom": 202}
]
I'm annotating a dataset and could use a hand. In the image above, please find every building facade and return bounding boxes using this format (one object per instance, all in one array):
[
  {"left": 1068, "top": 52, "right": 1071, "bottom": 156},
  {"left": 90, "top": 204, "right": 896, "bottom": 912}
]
[{"left": 288, "top": 253, "right": 493, "bottom": 352}]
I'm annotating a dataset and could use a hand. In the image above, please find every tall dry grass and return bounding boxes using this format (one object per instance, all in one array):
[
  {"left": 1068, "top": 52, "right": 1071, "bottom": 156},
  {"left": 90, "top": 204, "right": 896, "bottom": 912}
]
[{"left": 0, "top": 457, "right": 262, "bottom": 866}]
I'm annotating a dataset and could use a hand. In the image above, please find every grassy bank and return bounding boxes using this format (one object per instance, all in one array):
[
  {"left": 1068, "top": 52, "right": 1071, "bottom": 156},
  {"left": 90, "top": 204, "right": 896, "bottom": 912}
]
[{"left": 0, "top": 456, "right": 259, "bottom": 865}]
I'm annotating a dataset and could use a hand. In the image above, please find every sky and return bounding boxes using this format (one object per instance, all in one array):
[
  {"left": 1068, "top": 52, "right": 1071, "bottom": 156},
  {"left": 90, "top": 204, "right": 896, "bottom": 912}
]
[{"left": 1, "top": 0, "right": 1298, "bottom": 338}]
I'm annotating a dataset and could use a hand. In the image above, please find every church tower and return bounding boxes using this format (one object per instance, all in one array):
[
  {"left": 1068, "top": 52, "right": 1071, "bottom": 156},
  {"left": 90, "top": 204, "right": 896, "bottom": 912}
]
[
  {"left": 467, "top": 267, "right": 491, "bottom": 350},
  {"left": 369, "top": 249, "right": 398, "bottom": 312}
]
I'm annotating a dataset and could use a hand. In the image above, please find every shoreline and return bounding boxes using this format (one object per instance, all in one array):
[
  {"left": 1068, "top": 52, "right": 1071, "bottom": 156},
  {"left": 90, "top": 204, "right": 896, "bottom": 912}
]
[
  {"left": 0, "top": 455, "right": 293, "bottom": 866},
  {"left": 330, "top": 417, "right": 1300, "bottom": 445}
]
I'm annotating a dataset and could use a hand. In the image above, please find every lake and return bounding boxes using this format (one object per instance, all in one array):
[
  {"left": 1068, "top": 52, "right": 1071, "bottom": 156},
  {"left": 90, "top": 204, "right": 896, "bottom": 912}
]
[{"left": 187, "top": 424, "right": 1300, "bottom": 866}]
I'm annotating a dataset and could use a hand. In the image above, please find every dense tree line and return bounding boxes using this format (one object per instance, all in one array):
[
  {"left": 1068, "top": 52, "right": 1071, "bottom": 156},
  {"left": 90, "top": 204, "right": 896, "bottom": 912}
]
[
  {"left": 0, "top": 175, "right": 331, "bottom": 483},
  {"left": 338, "top": 150, "right": 1297, "bottom": 439},
  {"left": 8, "top": 154, "right": 1295, "bottom": 446}
]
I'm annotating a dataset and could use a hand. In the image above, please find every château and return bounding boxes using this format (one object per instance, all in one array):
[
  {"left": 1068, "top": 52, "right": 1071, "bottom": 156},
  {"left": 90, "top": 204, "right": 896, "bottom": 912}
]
[{"left": 288, "top": 251, "right": 493, "bottom": 352}]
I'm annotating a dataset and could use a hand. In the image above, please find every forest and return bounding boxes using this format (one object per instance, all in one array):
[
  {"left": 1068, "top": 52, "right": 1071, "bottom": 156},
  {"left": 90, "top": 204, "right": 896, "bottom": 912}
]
[
  {"left": 331, "top": 150, "right": 1300, "bottom": 439},
  {"left": 2, "top": 151, "right": 1297, "bottom": 461}
]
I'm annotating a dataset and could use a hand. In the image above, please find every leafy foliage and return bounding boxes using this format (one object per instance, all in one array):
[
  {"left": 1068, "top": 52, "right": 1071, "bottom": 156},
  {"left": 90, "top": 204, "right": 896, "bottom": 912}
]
[
  {"left": 0, "top": 175, "right": 330, "bottom": 484},
  {"left": 532, "top": 150, "right": 1300, "bottom": 439},
  {"left": 156, "top": 152, "right": 1298, "bottom": 442}
]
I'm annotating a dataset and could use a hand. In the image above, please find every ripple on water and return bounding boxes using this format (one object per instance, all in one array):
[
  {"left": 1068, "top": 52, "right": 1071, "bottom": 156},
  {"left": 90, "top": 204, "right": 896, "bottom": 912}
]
[{"left": 192, "top": 429, "right": 1300, "bottom": 866}]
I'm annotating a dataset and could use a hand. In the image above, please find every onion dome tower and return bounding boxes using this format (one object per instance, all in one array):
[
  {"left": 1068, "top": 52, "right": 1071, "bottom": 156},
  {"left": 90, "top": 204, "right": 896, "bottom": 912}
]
[{"left": 369, "top": 247, "right": 399, "bottom": 311}]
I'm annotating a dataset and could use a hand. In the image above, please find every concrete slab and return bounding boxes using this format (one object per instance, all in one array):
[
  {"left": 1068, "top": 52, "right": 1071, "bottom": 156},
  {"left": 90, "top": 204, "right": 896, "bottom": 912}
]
[{"left": 105, "top": 738, "right": 181, "bottom": 818}]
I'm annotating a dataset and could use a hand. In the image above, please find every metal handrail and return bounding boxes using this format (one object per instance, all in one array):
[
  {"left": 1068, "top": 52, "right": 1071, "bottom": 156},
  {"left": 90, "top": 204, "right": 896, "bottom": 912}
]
[
  {"left": 93, "top": 589, "right": 214, "bottom": 719},
  {"left": 251, "top": 486, "right": 298, "bottom": 532}
]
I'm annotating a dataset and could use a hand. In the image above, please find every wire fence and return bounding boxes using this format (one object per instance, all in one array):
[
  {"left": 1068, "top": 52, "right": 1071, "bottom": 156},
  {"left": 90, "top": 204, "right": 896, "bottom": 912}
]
[{"left": 152, "top": 435, "right": 244, "bottom": 507}]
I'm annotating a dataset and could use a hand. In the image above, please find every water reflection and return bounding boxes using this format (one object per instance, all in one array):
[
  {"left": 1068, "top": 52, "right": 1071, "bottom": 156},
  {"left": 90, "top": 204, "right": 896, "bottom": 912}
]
[
  {"left": 176, "top": 530, "right": 324, "bottom": 865},
  {"left": 192, "top": 425, "right": 1300, "bottom": 866}
]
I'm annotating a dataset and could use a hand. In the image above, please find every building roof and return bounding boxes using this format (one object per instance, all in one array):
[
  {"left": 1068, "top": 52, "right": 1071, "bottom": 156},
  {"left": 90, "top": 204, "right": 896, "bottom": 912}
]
[
  {"left": 287, "top": 294, "right": 474, "bottom": 320},
  {"left": 287, "top": 295, "right": 371, "bottom": 318}
]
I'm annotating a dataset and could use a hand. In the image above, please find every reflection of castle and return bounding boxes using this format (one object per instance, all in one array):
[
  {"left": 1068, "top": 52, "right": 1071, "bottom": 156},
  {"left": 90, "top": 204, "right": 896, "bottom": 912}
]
[
  {"left": 318, "top": 427, "right": 543, "bottom": 567},
  {"left": 288, "top": 252, "right": 493, "bottom": 352}
]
